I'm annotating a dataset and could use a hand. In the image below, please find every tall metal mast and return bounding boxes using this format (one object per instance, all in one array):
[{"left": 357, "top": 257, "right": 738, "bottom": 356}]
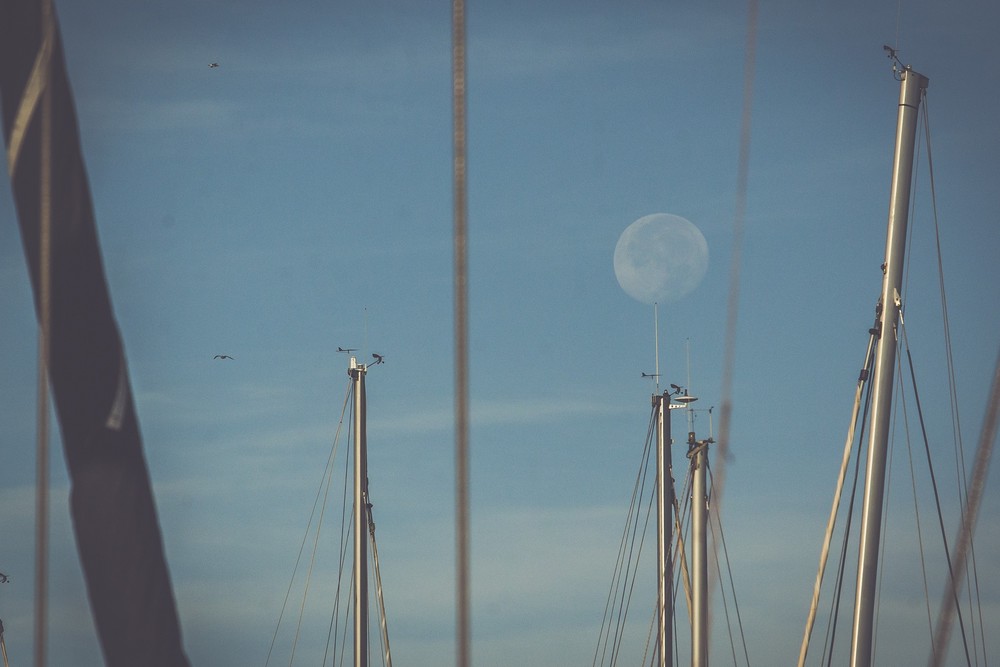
[
  {"left": 655, "top": 390, "right": 674, "bottom": 667},
  {"left": 850, "top": 66, "right": 928, "bottom": 667},
  {"left": 688, "top": 428, "right": 710, "bottom": 667},
  {"left": 350, "top": 357, "right": 369, "bottom": 667}
]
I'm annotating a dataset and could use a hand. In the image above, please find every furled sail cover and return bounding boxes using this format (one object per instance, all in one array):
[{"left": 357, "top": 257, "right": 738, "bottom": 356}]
[{"left": 0, "top": 2, "right": 191, "bottom": 665}]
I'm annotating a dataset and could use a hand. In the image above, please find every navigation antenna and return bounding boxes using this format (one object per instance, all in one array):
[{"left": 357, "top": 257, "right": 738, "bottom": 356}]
[
  {"left": 653, "top": 302, "right": 660, "bottom": 393},
  {"left": 686, "top": 338, "right": 695, "bottom": 431},
  {"left": 883, "top": 44, "right": 905, "bottom": 81}
]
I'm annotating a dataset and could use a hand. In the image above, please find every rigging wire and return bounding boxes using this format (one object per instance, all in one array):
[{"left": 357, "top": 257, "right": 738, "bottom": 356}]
[
  {"left": 798, "top": 326, "right": 878, "bottom": 666},
  {"left": 640, "top": 599, "right": 656, "bottom": 667},
  {"left": 337, "top": 557, "right": 357, "bottom": 667},
  {"left": 323, "top": 405, "right": 357, "bottom": 667},
  {"left": 894, "top": 95, "right": 939, "bottom": 656},
  {"left": 610, "top": 433, "right": 659, "bottom": 664},
  {"left": 451, "top": 1, "right": 470, "bottom": 665},
  {"left": 707, "top": 465, "right": 752, "bottom": 667},
  {"left": 368, "top": 499, "right": 394, "bottom": 667},
  {"left": 897, "top": 359, "right": 938, "bottom": 650},
  {"left": 263, "top": 379, "right": 352, "bottom": 667},
  {"left": 593, "top": 407, "right": 657, "bottom": 667},
  {"left": 872, "top": 366, "right": 907, "bottom": 663},
  {"left": 819, "top": 352, "right": 877, "bottom": 667},
  {"left": 929, "top": 349, "right": 1000, "bottom": 667},
  {"left": 708, "top": 508, "right": 738, "bottom": 667},
  {"left": 288, "top": 414, "right": 350, "bottom": 667},
  {"left": 673, "top": 462, "right": 695, "bottom": 618},
  {"left": 898, "top": 314, "right": 973, "bottom": 665},
  {"left": 921, "top": 94, "right": 989, "bottom": 666},
  {"left": 610, "top": 467, "right": 658, "bottom": 664}
]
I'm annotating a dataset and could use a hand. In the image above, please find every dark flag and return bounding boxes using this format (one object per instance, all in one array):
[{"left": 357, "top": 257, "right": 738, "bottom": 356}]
[{"left": 0, "top": 2, "right": 191, "bottom": 665}]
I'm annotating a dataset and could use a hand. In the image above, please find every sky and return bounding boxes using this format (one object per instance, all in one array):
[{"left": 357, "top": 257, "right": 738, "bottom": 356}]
[{"left": 2, "top": 0, "right": 1000, "bottom": 665}]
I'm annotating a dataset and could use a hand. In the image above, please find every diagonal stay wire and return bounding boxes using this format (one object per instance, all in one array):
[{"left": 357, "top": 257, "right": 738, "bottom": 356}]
[
  {"left": 929, "top": 348, "right": 1000, "bottom": 667},
  {"left": 822, "top": 358, "right": 876, "bottom": 667},
  {"left": 899, "top": 315, "right": 972, "bottom": 666},
  {"left": 708, "top": 464, "right": 752, "bottom": 667},
  {"left": 640, "top": 598, "right": 656, "bottom": 667},
  {"left": 798, "top": 327, "right": 878, "bottom": 666},
  {"left": 612, "top": 471, "right": 659, "bottom": 665},
  {"left": 609, "top": 413, "right": 659, "bottom": 665},
  {"left": 323, "top": 406, "right": 357, "bottom": 667},
  {"left": 922, "top": 98, "right": 989, "bottom": 666},
  {"left": 288, "top": 411, "right": 349, "bottom": 667},
  {"left": 265, "top": 379, "right": 352, "bottom": 667},
  {"left": 670, "top": 459, "right": 695, "bottom": 620},
  {"left": 594, "top": 406, "right": 657, "bottom": 667},
  {"left": 706, "top": 477, "right": 738, "bottom": 667},
  {"left": 897, "top": 362, "right": 937, "bottom": 650}
]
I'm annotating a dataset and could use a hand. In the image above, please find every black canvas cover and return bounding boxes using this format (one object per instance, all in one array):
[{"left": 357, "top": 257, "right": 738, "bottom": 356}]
[{"left": 0, "top": 2, "right": 191, "bottom": 665}]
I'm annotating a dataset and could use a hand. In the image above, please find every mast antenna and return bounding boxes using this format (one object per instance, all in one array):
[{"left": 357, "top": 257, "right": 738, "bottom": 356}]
[
  {"left": 883, "top": 44, "right": 905, "bottom": 80},
  {"left": 363, "top": 306, "right": 369, "bottom": 357},
  {"left": 686, "top": 339, "right": 696, "bottom": 431},
  {"left": 653, "top": 303, "right": 660, "bottom": 392}
]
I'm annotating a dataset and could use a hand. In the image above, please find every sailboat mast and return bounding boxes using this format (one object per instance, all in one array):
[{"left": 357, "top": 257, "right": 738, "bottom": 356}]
[
  {"left": 350, "top": 357, "right": 370, "bottom": 667},
  {"left": 850, "top": 66, "right": 928, "bottom": 667},
  {"left": 655, "top": 391, "right": 673, "bottom": 667},
  {"left": 689, "top": 431, "right": 709, "bottom": 667}
]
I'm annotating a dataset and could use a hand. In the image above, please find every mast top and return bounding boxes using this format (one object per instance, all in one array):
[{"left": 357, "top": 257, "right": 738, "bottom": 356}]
[
  {"left": 883, "top": 45, "right": 929, "bottom": 86},
  {"left": 348, "top": 356, "right": 367, "bottom": 375}
]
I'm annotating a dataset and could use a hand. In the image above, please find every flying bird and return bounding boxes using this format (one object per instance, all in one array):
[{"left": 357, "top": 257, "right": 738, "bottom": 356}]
[
  {"left": 337, "top": 346, "right": 357, "bottom": 353},
  {"left": 213, "top": 354, "right": 234, "bottom": 360},
  {"left": 371, "top": 353, "right": 385, "bottom": 365},
  {"left": 208, "top": 63, "right": 219, "bottom": 68}
]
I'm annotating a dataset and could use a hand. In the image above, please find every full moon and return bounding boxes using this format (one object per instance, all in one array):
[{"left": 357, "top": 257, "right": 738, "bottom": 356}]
[{"left": 613, "top": 213, "right": 708, "bottom": 304}]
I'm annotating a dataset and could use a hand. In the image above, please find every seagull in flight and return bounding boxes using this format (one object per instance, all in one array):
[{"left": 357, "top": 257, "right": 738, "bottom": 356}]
[
  {"left": 213, "top": 354, "right": 234, "bottom": 360},
  {"left": 337, "top": 346, "right": 357, "bottom": 353},
  {"left": 371, "top": 353, "right": 385, "bottom": 365},
  {"left": 209, "top": 63, "right": 219, "bottom": 68}
]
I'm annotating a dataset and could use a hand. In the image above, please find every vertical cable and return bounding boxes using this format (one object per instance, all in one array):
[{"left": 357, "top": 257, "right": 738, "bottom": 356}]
[
  {"left": 713, "top": 0, "right": 758, "bottom": 644},
  {"left": 452, "top": 1, "right": 470, "bottom": 666},
  {"left": 34, "top": 2, "right": 54, "bottom": 665}
]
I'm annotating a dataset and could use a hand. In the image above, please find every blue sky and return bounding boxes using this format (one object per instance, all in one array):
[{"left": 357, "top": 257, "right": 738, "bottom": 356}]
[{"left": 2, "top": 0, "right": 999, "bottom": 665}]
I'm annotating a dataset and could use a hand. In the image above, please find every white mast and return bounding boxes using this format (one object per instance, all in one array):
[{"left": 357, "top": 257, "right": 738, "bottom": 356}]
[
  {"left": 350, "top": 357, "right": 369, "bottom": 667},
  {"left": 850, "top": 66, "right": 928, "bottom": 667},
  {"left": 653, "top": 302, "right": 671, "bottom": 666},
  {"left": 656, "top": 390, "right": 673, "bottom": 666},
  {"left": 686, "top": 423, "right": 709, "bottom": 667}
]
